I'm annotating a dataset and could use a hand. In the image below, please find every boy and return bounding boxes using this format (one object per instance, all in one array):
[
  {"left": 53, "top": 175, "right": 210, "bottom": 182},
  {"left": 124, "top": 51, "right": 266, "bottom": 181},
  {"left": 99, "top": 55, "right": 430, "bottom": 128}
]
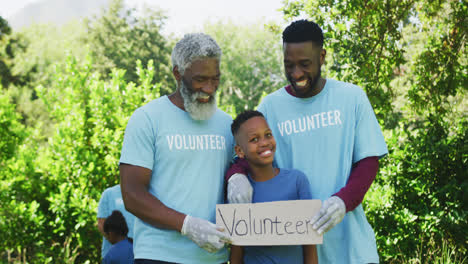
[
  {"left": 229, "top": 110, "right": 318, "bottom": 264},
  {"left": 103, "top": 210, "right": 134, "bottom": 264}
]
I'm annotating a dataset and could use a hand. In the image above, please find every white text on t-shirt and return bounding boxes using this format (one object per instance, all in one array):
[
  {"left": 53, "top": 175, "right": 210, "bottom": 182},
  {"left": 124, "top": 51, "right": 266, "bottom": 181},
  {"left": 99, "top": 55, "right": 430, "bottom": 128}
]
[
  {"left": 166, "top": 134, "right": 226, "bottom": 151},
  {"left": 277, "top": 110, "right": 342, "bottom": 136}
]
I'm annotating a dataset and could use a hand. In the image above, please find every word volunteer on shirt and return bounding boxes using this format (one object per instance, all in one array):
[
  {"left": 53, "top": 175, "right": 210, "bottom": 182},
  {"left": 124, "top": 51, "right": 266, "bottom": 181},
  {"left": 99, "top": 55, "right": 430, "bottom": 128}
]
[
  {"left": 277, "top": 110, "right": 342, "bottom": 136},
  {"left": 166, "top": 134, "right": 227, "bottom": 151}
]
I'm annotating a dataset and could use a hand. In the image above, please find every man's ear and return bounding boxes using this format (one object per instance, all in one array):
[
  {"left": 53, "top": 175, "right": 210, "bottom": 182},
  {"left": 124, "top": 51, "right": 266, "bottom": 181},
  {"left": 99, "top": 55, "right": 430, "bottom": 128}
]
[
  {"left": 320, "top": 49, "right": 326, "bottom": 65},
  {"left": 234, "top": 144, "right": 245, "bottom": 159},
  {"left": 172, "top": 66, "right": 181, "bottom": 82}
]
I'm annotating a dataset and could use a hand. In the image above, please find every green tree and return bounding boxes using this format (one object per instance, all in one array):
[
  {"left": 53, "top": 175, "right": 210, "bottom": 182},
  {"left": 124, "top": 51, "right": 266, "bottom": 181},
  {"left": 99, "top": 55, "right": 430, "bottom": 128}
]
[
  {"left": 0, "top": 90, "right": 26, "bottom": 165},
  {"left": 0, "top": 90, "right": 43, "bottom": 262},
  {"left": 1, "top": 21, "right": 88, "bottom": 139},
  {"left": 371, "top": 1, "right": 467, "bottom": 261},
  {"left": 9, "top": 21, "right": 88, "bottom": 88},
  {"left": 0, "top": 16, "right": 11, "bottom": 39},
  {"left": 204, "top": 21, "right": 285, "bottom": 116},
  {"left": 85, "top": 0, "right": 175, "bottom": 94},
  {"left": 0, "top": 16, "right": 17, "bottom": 89},
  {"left": 33, "top": 56, "right": 160, "bottom": 262},
  {"left": 0, "top": 54, "right": 161, "bottom": 262}
]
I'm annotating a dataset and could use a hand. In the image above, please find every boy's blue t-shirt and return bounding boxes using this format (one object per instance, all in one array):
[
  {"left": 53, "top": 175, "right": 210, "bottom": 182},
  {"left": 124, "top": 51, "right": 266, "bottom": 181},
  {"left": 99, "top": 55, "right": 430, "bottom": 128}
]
[
  {"left": 257, "top": 79, "right": 388, "bottom": 264},
  {"left": 97, "top": 184, "right": 135, "bottom": 258},
  {"left": 243, "top": 168, "right": 312, "bottom": 264},
  {"left": 103, "top": 238, "right": 134, "bottom": 264},
  {"left": 119, "top": 96, "right": 234, "bottom": 263}
]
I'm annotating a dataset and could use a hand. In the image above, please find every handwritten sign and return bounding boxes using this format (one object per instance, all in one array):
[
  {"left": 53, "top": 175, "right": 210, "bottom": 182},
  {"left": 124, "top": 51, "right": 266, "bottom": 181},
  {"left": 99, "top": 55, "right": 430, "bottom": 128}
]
[{"left": 216, "top": 200, "right": 322, "bottom": 246}]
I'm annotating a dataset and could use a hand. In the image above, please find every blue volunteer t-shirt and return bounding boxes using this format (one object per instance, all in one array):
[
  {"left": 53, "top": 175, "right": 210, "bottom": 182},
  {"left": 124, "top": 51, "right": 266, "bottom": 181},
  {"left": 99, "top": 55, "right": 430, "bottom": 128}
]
[
  {"left": 257, "top": 79, "right": 388, "bottom": 264},
  {"left": 97, "top": 184, "right": 135, "bottom": 258},
  {"left": 243, "top": 168, "right": 312, "bottom": 264},
  {"left": 119, "top": 95, "right": 234, "bottom": 263},
  {"left": 103, "top": 238, "right": 134, "bottom": 264}
]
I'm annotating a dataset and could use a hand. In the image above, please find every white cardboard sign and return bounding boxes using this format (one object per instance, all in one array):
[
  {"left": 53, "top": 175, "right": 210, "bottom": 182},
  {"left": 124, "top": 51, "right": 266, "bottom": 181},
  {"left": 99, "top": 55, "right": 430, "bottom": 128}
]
[{"left": 216, "top": 200, "right": 323, "bottom": 246}]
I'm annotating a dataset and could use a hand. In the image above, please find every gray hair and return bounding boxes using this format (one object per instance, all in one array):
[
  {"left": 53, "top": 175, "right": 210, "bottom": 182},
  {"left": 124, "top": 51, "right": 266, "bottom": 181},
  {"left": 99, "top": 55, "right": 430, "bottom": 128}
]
[{"left": 171, "top": 33, "right": 222, "bottom": 75}]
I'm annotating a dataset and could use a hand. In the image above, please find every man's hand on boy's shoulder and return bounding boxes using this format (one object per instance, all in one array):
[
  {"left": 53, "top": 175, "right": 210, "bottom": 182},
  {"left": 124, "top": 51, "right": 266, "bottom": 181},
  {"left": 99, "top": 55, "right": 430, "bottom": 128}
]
[{"left": 227, "top": 173, "right": 253, "bottom": 204}]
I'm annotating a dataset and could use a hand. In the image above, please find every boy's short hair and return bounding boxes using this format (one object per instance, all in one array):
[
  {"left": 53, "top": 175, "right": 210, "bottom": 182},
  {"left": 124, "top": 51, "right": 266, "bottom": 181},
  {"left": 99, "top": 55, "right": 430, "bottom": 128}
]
[
  {"left": 231, "top": 110, "right": 265, "bottom": 137},
  {"left": 104, "top": 210, "right": 128, "bottom": 237},
  {"left": 282, "top": 19, "right": 324, "bottom": 47}
]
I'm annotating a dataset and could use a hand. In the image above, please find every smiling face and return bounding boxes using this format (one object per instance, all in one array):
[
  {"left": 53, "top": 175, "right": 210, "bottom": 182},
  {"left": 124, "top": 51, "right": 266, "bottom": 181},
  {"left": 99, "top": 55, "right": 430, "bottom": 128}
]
[
  {"left": 283, "top": 41, "right": 326, "bottom": 98},
  {"left": 235, "top": 116, "right": 276, "bottom": 167},
  {"left": 177, "top": 58, "right": 221, "bottom": 120}
]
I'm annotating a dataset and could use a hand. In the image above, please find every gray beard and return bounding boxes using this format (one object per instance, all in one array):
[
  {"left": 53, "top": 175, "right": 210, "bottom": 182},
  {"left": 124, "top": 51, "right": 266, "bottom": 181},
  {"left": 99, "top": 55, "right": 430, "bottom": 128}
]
[{"left": 179, "top": 81, "right": 217, "bottom": 121}]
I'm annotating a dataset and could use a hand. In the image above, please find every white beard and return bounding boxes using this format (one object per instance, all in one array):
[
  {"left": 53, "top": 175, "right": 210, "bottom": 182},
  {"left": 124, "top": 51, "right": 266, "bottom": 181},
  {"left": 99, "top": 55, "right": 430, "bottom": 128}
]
[{"left": 180, "top": 81, "right": 217, "bottom": 121}]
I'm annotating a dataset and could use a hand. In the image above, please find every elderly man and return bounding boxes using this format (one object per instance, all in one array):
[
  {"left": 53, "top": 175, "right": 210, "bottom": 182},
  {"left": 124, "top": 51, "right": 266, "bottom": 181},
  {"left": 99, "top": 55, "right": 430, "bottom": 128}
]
[
  {"left": 120, "top": 33, "right": 233, "bottom": 264},
  {"left": 226, "top": 20, "right": 388, "bottom": 264}
]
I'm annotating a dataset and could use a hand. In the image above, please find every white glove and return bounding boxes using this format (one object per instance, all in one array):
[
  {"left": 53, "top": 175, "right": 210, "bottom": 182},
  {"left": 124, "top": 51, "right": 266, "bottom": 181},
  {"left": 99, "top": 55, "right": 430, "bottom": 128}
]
[
  {"left": 181, "top": 215, "right": 231, "bottom": 253},
  {"left": 227, "top": 173, "right": 253, "bottom": 204},
  {"left": 311, "top": 196, "right": 346, "bottom": 235}
]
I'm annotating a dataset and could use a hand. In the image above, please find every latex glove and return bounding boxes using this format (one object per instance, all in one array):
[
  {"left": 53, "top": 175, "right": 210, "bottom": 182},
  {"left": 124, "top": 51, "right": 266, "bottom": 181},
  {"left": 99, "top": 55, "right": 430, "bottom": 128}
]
[
  {"left": 181, "top": 215, "right": 231, "bottom": 253},
  {"left": 227, "top": 173, "right": 253, "bottom": 204},
  {"left": 311, "top": 196, "right": 346, "bottom": 235}
]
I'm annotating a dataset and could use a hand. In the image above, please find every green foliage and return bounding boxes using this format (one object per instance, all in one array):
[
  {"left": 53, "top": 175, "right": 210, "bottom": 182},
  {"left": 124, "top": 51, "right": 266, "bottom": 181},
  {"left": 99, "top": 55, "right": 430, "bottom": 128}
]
[
  {"left": 204, "top": 21, "right": 286, "bottom": 115},
  {"left": 0, "top": 91, "right": 45, "bottom": 261},
  {"left": 0, "top": 17, "right": 17, "bottom": 89},
  {"left": 1, "top": 21, "right": 88, "bottom": 140},
  {"left": 36, "top": 56, "right": 160, "bottom": 263},
  {"left": 370, "top": 1, "right": 467, "bottom": 261},
  {"left": 407, "top": 1, "right": 467, "bottom": 114},
  {"left": 0, "top": 91, "right": 26, "bottom": 161},
  {"left": 85, "top": 0, "right": 175, "bottom": 94},
  {"left": 0, "top": 16, "right": 11, "bottom": 39},
  {"left": 369, "top": 115, "right": 467, "bottom": 262},
  {"left": 10, "top": 22, "right": 87, "bottom": 88},
  {"left": 0, "top": 54, "right": 160, "bottom": 262}
]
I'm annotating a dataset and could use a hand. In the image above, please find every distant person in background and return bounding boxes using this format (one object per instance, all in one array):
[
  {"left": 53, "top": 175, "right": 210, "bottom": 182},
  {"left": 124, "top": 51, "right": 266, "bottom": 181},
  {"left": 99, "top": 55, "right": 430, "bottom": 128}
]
[
  {"left": 103, "top": 210, "right": 134, "bottom": 264},
  {"left": 97, "top": 184, "right": 135, "bottom": 259}
]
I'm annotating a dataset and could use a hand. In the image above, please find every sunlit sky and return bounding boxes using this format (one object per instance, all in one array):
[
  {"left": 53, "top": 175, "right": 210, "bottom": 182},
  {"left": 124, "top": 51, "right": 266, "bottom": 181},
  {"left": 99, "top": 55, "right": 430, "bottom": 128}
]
[{"left": 0, "top": 0, "right": 288, "bottom": 35}]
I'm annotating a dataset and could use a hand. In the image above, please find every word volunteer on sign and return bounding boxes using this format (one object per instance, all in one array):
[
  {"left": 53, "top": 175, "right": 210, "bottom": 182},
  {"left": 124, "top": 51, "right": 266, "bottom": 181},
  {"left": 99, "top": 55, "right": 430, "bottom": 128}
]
[
  {"left": 216, "top": 200, "right": 322, "bottom": 246},
  {"left": 218, "top": 208, "right": 313, "bottom": 237}
]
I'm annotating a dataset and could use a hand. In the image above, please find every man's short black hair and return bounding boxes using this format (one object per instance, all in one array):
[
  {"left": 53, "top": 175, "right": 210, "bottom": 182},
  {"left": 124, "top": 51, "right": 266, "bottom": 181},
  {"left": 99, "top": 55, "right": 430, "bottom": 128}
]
[
  {"left": 231, "top": 110, "right": 265, "bottom": 136},
  {"left": 104, "top": 210, "right": 128, "bottom": 237},
  {"left": 282, "top": 19, "right": 324, "bottom": 47}
]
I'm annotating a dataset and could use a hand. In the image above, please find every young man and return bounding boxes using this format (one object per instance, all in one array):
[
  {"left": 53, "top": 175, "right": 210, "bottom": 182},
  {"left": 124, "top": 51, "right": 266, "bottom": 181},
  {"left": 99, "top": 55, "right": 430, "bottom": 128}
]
[
  {"left": 229, "top": 110, "right": 318, "bottom": 264},
  {"left": 226, "top": 20, "right": 388, "bottom": 263},
  {"left": 103, "top": 210, "right": 134, "bottom": 264},
  {"left": 97, "top": 184, "right": 135, "bottom": 259},
  {"left": 119, "top": 33, "right": 234, "bottom": 263}
]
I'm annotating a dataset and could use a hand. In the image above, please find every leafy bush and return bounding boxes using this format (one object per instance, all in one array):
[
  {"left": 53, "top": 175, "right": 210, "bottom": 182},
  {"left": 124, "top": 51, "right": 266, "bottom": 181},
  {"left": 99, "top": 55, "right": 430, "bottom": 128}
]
[{"left": 0, "top": 56, "right": 161, "bottom": 262}]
